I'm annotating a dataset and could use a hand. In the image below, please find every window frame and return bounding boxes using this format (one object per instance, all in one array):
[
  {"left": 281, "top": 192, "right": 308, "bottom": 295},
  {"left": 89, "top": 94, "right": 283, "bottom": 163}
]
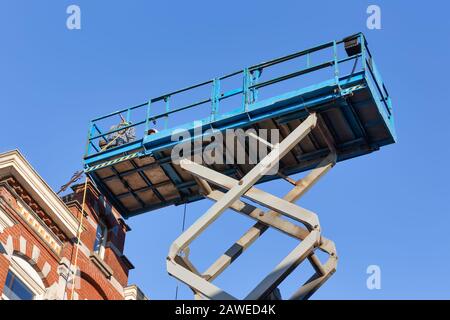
[
  {"left": 93, "top": 219, "right": 108, "bottom": 260},
  {"left": 2, "top": 257, "right": 45, "bottom": 300}
]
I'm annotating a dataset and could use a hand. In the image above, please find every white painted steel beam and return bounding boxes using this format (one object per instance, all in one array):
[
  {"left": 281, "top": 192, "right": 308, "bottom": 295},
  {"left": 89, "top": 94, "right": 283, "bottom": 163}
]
[
  {"left": 168, "top": 113, "right": 318, "bottom": 259},
  {"left": 245, "top": 230, "right": 319, "bottom": 300},
  {"left": 202, "top": 153, "right": 336, "bottom": 282}
]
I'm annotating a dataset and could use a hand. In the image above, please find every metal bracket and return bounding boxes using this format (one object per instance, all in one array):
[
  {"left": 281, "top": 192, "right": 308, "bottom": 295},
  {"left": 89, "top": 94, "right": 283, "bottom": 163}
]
[{"left": 166, "top": 113, "right": 338, "bottom": 300}]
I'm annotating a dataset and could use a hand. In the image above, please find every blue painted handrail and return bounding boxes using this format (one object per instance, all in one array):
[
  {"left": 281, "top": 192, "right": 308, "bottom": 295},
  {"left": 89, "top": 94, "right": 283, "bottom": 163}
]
[{"left": 85, "top": 33, "right": 390, "bottom": 158}]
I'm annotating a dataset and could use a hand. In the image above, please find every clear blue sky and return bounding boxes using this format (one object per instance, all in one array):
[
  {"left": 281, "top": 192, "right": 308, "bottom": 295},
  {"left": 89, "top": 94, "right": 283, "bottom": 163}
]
[{"left": 1, "top": 0, "right": 449, "bottom": 299}]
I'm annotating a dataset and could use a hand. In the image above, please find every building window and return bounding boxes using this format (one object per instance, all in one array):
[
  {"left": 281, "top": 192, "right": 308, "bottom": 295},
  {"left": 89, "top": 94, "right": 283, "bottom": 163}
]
[
  {"left": 93, "top": 220, "right": 108, "bottom": 259},
  {"left": 1, "top": 255, "right": 46, "bottom": 300},
  {"left": 3, "top": 270, "right": 35, "bottom": 300}
]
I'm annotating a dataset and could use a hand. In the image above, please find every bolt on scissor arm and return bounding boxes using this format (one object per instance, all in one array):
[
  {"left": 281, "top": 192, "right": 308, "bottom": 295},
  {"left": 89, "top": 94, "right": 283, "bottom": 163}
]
[{"left": 166, "top": 113, "right": 338, "bottom": 300}]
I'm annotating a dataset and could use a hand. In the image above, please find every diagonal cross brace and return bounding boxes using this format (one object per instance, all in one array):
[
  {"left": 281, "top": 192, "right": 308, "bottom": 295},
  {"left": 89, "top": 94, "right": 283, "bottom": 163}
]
[
  {"left": 166, "top": 113, "right": 338, "bottom": 300},
  {"left": 168, "top": 113, "right": 318, "bottom": 259},
  {"left": 185, "top": 154, "right": 337, "bottom": 299},
  {"left": 201, "top": 153, "right": 337, "bottom": 283}
]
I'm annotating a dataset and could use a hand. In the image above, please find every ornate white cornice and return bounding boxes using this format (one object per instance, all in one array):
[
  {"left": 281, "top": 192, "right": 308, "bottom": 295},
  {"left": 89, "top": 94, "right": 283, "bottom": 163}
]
[{"left": 0, "top": 150, "right": 78, "bottom": 238}]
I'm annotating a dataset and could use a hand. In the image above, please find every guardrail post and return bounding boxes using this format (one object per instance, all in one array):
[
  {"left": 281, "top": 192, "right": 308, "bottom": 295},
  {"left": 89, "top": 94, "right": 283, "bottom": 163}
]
[
  {"left": 145, "top": 100, "right": 152, "bottom": 137},
  {"left": 126, "top": 108, "right": 131, "bottom": 123},
  {"left": 249, "top": 69, "right": 261, "bottom": 104},
  {"left": 164, "top": 96, "right": 170, "bottom": 129},
  {"left": 242, "top": 68, "right": 250, "bottom": 111},
  {"left": 211, "top": 78, "right": 220, "bottom": 121},
  {"left": 85, "top": 121, "right": 94, "bottom": 156},
  {"left": 360, "top": 33, "right": 367, "bottom": 72},
  {"left": 332, "top": 41, "right": 340, "bottom": 88}
]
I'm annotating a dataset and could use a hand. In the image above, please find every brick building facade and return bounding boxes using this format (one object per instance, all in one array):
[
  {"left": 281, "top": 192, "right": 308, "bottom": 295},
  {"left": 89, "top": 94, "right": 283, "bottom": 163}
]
[{"left": 0, "top": 150, "right": 146, "bottom": 300}]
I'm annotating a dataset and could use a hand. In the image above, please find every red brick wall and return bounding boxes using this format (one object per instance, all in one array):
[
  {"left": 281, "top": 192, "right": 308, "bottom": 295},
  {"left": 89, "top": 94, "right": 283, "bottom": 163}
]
[
  {"left": 0, "top": 178, "right": 131, "bottom": 300},
  {"left": 1, "top": 224, "right": 60, "bottom": 286},
  {"left": 64, "top": 182, "right": 132, "bottom": 287},
  {"left": 0, "top": 254, "right": 9, "bottom": 296},
  {"left": 69, "top": 250, "right": 124, "bottom": 300}
]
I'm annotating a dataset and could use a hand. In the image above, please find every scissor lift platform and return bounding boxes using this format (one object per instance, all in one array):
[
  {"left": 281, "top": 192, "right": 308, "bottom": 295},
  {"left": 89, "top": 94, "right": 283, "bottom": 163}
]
[{"left": 83, "top": 33, "right": 396, "bottom": 219}]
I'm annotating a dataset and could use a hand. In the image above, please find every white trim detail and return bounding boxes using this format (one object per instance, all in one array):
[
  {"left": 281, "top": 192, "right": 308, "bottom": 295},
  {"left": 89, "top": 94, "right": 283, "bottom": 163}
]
[
  {"left": 109, "top": 276, "right": 124, "bottom": 296},
  {"left": 31, "top": 245, "right": 40, "bottom": 265},
  {"left": 3, "top": 235, "right": 14, "bottom": 257},
  {"left": 41, "top": 262, "right": 51, "bottom": 278},
  {"left": 77, "top": 240, "right": 91, "bottom": 257},
  {"left": 19, "top": 236, "right": 27, "bottom": 255},
  {"left": 123, "top": 285, "right": 148, "bottom": 300},
  {"left": 85, "top": 214, "right": 98, "bottom": 230},
  {"left": 0, "top": 150, "right": 78, "bottom": 238},
  {"left": 4, "top": 254, "right": 47, "bottom": 300},
  {"left": 0, "top": 207, "right": 15, "bottom": 233}
]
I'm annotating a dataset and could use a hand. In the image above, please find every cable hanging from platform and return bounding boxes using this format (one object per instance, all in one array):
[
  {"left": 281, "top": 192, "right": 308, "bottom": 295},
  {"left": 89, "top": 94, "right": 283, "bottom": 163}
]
[
  {"left": 175, "top": 202, "right": 188, "bottom": 300},
  {"left": 66, "top": 116, "right": 134, "bottom": 300}
]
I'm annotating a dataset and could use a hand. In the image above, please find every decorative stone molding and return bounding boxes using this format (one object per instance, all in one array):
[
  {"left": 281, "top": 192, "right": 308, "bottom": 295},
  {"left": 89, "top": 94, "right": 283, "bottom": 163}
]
[
  {"left": 41, "top": 262, "right": 51, "bottom": 278},
  {"left": 0, "top": 150, "right": 79, "bottom": 238},
  {"left": 0, "top": 206, "right": 16, "bottom": 233},
  {"left": 1, "top": 233, "right": 54, "bottom": 290},
  {"left": 124, "top": 284, "right": 148, "bottom": 300},
  {"left": 76, "top": 240, "right": 91, "bottom": 258},
  {"left": 44, "top": 257, "right": 75, "bottom": 300},
  {"left": 19, "top": 236, "right": 27, "bottom": 255},
  {"left": 2, "top": 235, "right": 14, "bottom": 258},
  {"left": 85, "top": 214, "right": 98, "bottom": 229},
  {"left": 109, "top": 275, "right": 124, "bottom": 296},
  {"left": 31, "top": 245, "right": 40, "bottom": 265},
  {"left": 8, "top": 254, "right": 46, "bottom": 299},
  {"left": 0, "top": 182, "right": 64, "bottom": 255},
  {"left": 89, "top": 252, "right": 113, "bottom": 279}
]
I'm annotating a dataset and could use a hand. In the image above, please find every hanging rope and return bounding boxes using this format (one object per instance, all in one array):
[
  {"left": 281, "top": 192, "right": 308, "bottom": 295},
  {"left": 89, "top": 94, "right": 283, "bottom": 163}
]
[
  {"left": 175, "top": 202, "right": 188, "bottom": 300},
  {"left": 67, "top": 117, "right": 132, "bottom": 300},
  {"left": 69, "top": 176, "right": 88, "bottom": 300}
]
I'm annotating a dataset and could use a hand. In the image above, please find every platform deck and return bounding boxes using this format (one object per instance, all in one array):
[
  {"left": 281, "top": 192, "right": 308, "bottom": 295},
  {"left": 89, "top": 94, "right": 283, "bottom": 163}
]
[{"left": 83, "top": 33, "right": 396, "bottom": 218}]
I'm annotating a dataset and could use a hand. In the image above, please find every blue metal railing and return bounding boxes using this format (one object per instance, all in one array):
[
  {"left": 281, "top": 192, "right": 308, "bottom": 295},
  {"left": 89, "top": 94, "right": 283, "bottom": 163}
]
[{"left": 85, "top": 33, "right": 390, "bottom": 158}]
